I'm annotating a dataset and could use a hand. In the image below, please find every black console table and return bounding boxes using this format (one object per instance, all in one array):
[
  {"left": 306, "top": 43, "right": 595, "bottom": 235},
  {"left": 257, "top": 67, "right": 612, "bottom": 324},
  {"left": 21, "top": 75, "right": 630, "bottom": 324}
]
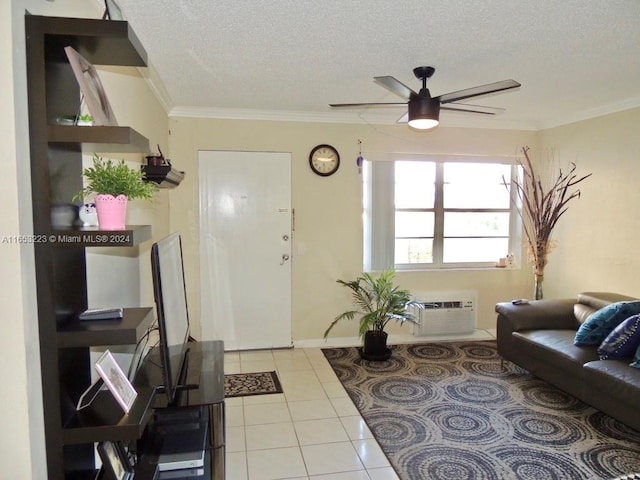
[{"left": 136, "top": 340, "right": 225, "bottom": 479}]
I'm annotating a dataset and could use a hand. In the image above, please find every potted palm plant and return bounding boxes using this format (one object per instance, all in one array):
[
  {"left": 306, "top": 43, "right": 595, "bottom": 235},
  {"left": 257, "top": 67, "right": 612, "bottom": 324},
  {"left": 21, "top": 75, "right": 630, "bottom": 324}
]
[
  {"left": 75, "top": 154, "right": 158, "bottom": 229},
  {"left": 324, "top": 268, "right": 423, "bottom": 360}
]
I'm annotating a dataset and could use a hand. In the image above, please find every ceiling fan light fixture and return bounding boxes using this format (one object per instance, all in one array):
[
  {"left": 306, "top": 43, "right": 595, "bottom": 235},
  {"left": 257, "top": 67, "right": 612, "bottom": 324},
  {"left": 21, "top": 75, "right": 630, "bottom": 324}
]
[
  {"left": 408, "top": 117, "right": 439, "bottom": 130},
  {"left": 408, "top": 97, "right": 440, "bottom": 130}
]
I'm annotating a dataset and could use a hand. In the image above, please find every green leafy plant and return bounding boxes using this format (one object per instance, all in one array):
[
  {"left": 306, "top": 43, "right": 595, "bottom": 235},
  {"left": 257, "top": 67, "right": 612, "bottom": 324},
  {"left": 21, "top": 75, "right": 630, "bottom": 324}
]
[
  {"left": 74, "top": 154, "right": 158, "bottom": 201},
  {"left": 324, "top": 268, "right": 423, "bottom": 338}
]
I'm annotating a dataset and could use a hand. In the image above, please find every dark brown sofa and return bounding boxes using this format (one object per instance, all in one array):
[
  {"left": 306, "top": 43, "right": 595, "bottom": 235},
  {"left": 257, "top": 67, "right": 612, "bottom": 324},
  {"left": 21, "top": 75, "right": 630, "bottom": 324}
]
[{"left": 496, "top": 292, "right": 640, "bottom": 431}]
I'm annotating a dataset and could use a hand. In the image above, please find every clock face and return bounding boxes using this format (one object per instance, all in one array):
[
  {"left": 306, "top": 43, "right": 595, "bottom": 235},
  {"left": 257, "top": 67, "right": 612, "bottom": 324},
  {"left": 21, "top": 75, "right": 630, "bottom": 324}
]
[{"left": 309, "top": 144, "right": 340, "bottom": 176}]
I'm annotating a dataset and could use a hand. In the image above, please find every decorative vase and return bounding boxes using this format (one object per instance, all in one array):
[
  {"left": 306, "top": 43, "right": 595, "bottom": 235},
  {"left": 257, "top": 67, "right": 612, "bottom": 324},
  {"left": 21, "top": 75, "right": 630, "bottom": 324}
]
[
  {"left": 94, "top": 194, "right": 128, "bottom": 230},
  {"left": 359, "top": 330, "right": 392, "bottom": 361},
  {"left": 534, "top": 273, "right": 544, "bottom": 300}
]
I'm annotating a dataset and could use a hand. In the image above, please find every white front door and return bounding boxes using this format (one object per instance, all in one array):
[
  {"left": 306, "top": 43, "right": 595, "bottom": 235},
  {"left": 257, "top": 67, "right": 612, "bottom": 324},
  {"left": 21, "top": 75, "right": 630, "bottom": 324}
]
[{"left": 198, "top": 150, "right": 292, "bottom": 350}]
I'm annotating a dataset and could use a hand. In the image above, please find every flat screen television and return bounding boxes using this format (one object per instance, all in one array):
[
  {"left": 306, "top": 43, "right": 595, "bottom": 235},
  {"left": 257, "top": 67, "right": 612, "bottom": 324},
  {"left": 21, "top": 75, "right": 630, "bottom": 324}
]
[{"left": 151, "top": 232, "right": 192, "bottom": 405}]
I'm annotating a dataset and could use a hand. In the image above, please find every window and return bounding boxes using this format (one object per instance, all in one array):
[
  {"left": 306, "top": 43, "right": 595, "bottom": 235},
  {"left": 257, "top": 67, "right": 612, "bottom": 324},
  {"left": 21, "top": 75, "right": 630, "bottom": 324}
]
[{"left": 363, "top": 157, "right": 520, "bottom": 270}]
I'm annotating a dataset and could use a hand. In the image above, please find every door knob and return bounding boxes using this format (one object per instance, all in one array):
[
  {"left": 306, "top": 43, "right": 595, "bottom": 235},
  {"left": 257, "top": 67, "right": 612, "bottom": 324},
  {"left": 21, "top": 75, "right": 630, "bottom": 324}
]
[
  {"left": 280, "top": 254, "right": 290, "bottom": 265},
  {"left": 282, "top": 234, "right": 289, "bottom": 241}
]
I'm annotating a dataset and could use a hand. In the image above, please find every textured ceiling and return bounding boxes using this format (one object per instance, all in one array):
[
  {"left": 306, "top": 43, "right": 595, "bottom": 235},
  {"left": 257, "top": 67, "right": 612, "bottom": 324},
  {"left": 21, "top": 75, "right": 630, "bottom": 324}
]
[{"left": 113, "top": 0, "right": 640, "bottom": 130}]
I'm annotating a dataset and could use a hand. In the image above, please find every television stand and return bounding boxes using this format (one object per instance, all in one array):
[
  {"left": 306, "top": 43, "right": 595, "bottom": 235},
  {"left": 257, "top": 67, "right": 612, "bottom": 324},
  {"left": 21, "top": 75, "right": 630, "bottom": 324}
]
[{"left": 137, "top": 340, "right": 225, "bottom": 479}]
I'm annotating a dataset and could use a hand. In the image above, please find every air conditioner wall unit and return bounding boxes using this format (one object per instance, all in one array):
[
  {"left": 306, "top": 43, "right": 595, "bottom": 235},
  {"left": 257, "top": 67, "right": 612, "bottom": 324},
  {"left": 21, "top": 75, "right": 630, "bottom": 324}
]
[{"left": 413, "top": 291, "right": 477, "bottom": 336}]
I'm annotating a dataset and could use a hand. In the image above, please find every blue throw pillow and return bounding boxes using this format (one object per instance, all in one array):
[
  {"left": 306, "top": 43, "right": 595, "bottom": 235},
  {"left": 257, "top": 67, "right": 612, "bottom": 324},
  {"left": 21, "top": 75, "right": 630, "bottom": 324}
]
[
  {"left": 598, "top": 314, "right": 640, "bottom": 359},
  {"left": 574, "top": 301, "right": 640, "bottom": 346}
]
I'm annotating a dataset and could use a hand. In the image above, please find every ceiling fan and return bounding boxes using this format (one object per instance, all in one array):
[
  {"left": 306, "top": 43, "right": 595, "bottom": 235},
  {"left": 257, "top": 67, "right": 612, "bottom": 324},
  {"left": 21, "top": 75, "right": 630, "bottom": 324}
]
[{"left": 330, "top": 66, "right": 521, "bottom": 130}]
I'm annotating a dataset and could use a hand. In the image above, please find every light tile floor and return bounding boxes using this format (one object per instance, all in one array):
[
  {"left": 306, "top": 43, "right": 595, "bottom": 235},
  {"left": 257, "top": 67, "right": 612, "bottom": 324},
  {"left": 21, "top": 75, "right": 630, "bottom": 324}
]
[
  {"left": 224, "top": 347, "right": 400, "bottom": 480},
  {"left": 223, "top": 330, "right": 497, "bottom": 479}
]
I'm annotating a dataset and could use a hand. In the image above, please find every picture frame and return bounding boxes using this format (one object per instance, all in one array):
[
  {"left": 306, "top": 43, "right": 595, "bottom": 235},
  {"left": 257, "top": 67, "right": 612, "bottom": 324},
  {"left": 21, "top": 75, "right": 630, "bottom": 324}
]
[
  {"left": 95, "top": 350, "right": 138, "bottom": 413},
  {"left": 103, "top": 0, "right": 125, "bottom": 21},
  {"left": 64, "top": 46, "right": 118, "bottom": 126},
  {"left": 97, "top": 441, "right": 134, "bottom": 480}
]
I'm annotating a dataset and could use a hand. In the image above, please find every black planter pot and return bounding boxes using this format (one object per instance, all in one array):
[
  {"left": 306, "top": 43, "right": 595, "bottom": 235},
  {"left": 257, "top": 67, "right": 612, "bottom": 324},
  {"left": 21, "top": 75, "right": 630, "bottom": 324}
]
[{"left": 359, "top": 330, "right": 392, "bottom": 361}]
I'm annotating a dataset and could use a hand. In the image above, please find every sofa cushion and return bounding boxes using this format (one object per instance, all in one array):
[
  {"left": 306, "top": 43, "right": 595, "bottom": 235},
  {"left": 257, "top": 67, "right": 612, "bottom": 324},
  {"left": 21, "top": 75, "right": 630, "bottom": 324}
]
[
  {"left": 583, "top": 359, "right": 640, "bottom": 405},
  {"left": 574, "top": 301, "right": 640, "bottom": 346},
  {"left": 597, "top": 314, "right": 640, "bottom": 360},
  {"left": 512, "top": 330, "right": 599, "bottom": 375}
]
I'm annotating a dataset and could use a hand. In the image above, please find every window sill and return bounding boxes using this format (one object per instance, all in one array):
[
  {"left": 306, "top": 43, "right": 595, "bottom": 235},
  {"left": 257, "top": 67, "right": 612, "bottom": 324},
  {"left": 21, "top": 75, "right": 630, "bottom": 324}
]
[{"left": 394, "top": 265, "right": 521, "bottom": 273}]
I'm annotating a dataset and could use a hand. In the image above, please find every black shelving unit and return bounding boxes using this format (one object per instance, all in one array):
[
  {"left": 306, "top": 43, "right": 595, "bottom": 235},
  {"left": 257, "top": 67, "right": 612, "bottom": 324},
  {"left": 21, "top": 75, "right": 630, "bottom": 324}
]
[{"left": 25, "top": 14, "right": 156, "bottom": 479}]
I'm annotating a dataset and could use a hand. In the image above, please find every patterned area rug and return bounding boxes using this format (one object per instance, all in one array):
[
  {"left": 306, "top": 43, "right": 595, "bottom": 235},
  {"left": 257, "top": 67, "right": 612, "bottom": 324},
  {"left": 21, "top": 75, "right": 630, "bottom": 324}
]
[
  {"left": 224, "top": 371, "right": 282, "bottom": 398},
  {"left": 323, "top": 341, "right": 640, "bottom": 480}
]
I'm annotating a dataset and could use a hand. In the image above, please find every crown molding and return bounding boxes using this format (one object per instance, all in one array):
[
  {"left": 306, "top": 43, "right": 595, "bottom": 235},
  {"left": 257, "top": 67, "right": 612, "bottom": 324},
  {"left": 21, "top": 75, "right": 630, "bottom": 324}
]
[
  {"left": 169, "top": 106, "right": 363, "bottom": 123},
  {"left": 168, "top": 105, "right": 540, "bottom": 130},
  {"left": 165, "top": 97, "right": 640, "bottom": 132},
  {"left": 538, "top": 95, "right": 640, "bottom": 130}
]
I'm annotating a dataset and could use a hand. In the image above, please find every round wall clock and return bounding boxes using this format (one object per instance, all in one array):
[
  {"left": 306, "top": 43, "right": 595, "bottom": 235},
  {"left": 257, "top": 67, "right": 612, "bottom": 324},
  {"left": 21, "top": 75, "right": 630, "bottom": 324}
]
[{"left": 309, "top": 144, "right": 340, "bottom": 176}]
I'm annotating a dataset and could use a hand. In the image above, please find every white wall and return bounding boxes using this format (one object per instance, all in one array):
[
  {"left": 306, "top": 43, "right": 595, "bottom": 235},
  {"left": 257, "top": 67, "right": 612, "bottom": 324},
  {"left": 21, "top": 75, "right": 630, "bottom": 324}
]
[
  {"left": 540, "top": 107, "right": 640, "bottom": 299},
  {"left": 1, "top": 1, "right": 42, "bottom": 477},
  {"left": 85, "top": 65, "right": 172, "bottom": 309},
  {"left": 168, "top": 117, "right": 537, "bottom": 345},
  {"left": 2, "top": 0, "right": 104, "bottom": 475}
]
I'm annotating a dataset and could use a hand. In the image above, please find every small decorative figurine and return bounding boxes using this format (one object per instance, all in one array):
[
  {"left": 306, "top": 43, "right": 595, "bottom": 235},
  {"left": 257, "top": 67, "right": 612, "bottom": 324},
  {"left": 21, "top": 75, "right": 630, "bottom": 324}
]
[{"left": 79, "top": 203, "right": 99, "bottom": 226}]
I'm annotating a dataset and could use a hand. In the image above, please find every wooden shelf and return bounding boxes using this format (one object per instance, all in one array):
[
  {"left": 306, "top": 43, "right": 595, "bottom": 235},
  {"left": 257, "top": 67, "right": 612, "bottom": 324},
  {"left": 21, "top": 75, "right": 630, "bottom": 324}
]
[
  {"left": 48, "top": 125, "right": 150, "bottom": 153},
  {"left": 28, "top": 15, "right": 147, "bottom": 67},
  {"left": 50, "top": 225, "right": 152, "bottom": 247},
  {"left": 62, "top": 387, "right": 156, "bottom": 445},
  {"left": 57, "top": 307, "right": 154, "bottom": 348}
]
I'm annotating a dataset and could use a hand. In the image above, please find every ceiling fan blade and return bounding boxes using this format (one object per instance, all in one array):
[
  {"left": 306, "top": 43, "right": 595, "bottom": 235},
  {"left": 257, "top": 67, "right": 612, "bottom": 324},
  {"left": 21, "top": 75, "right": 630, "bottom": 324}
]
[
  {"left": 446, "top": 103, "right": 505, "bottom": 114},
  {"left": 329, "top": 102, "right": 407, "bottom": 108},
  {"left": 399, "top": 104, "right": 499, "bottom": 121},
  {"left": 438, "top": 79, "right": 521, "bottom": 104},
  {"left": 374, "top": 76, "right": 418, "bottom": 100},
  {"left": 440, "top": 104, "right": 496, "bottom": 115}
]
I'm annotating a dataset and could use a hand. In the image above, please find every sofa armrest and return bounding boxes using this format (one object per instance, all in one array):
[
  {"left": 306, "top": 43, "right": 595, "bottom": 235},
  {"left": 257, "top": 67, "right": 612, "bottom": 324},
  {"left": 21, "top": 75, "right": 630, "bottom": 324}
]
[
  {"left": 496, "top": 298, "right": 578, "bottom": 363},
  {"left": 495, "top": 299, "right": 578, "bottom": 332}
]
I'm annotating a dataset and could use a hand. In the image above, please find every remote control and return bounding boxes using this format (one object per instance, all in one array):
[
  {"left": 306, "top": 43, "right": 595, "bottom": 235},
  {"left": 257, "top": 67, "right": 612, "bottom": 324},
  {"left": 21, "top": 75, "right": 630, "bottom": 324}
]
[{"left": 79, "top": 308, "right": 123, "bottom": 320}]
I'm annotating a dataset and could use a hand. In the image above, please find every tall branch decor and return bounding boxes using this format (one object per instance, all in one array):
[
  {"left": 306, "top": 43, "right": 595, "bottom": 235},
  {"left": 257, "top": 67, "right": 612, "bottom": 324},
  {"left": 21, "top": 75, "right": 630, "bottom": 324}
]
[{"left": 511, "top": 146, "right": 591, "bottom": 299}]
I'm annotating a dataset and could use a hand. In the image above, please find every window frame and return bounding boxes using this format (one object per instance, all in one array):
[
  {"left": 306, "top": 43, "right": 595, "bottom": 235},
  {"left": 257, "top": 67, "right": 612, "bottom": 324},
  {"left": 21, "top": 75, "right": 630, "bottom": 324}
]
[{"left": 363, "top": 155, "right": 521, "bottom": 271}]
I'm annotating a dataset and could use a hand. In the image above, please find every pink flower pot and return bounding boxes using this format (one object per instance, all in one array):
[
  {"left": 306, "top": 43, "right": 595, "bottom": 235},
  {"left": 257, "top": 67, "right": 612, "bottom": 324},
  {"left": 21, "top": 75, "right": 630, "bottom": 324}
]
[{"left": 94, "top": 194, "right": 128, "bottom": 230}]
